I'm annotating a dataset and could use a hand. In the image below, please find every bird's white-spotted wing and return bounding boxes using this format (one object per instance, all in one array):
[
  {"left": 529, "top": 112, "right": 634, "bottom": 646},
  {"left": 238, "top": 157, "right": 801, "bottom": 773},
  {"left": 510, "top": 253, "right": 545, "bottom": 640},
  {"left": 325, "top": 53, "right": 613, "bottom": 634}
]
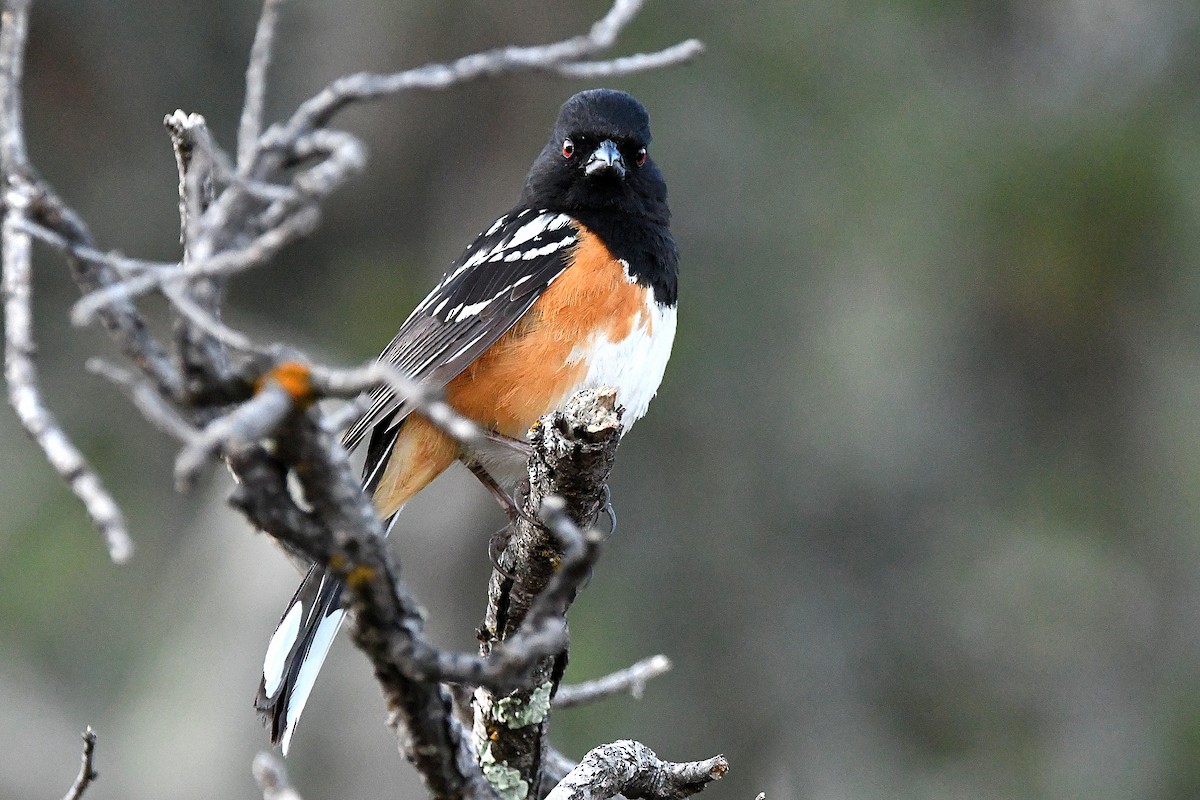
[{"left": 342, "top": 209, "right": 578, "bottom": 455}]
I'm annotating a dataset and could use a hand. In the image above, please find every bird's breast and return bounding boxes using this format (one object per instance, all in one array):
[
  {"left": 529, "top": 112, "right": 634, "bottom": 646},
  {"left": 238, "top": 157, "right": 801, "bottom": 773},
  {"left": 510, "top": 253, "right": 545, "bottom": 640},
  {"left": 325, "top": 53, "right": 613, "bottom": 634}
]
[{"left": 444, "top": 223, "right": 676, "bottom": 437}]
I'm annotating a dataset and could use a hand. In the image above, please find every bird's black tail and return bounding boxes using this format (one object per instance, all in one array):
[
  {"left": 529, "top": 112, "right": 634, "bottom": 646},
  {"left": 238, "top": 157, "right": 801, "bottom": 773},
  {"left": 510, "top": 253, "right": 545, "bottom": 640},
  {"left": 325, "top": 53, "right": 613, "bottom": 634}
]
[{"left": 255, "top": 563, "right": 347, "bottom": 755}]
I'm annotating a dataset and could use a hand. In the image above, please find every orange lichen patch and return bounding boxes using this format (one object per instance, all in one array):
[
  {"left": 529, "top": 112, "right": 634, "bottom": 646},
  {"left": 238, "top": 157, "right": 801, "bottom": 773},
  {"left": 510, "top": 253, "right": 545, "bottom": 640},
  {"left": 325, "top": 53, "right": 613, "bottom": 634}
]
[
  {"left": 345, "top": 564, "right": 376, "bottom": 589},
  {"left": 371, "top": 415, "right": 458, "bottom": 517},
  {"left": 258, "top": 361, "right": 314, "bottom": 408},
  {"left": 444, "top": 222, "right": 647, "bottom": 437}
]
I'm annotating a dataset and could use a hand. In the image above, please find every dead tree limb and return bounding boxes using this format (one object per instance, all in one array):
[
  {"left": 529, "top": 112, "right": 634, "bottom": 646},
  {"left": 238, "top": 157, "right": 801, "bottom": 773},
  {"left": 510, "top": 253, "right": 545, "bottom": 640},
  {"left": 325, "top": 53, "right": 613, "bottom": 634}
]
[
  {"left": 544, "top": 741, "right": 727, "bottom": 800},
  {"left": 474, "top": 388, "right": 623, "bottom": 800}
]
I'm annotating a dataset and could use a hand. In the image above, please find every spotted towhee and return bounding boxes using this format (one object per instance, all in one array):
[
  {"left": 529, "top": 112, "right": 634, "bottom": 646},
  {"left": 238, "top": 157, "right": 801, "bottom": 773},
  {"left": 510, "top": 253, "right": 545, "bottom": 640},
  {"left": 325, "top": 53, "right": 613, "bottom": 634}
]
[{"left": 255, "top": 89, "right": 678, "bottom": 753}]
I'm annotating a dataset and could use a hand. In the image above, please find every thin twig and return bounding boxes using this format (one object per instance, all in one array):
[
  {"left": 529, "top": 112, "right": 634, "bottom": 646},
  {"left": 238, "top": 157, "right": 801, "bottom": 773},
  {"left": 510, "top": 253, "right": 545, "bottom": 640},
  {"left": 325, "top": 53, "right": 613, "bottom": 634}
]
[
  {"left": 557, "top": 40, "right": 705, "bottom": 78},
  {"left": 17, "top": 217, "right": 174, "bottom": 279},
  {"left": 61, "top": 726, "right": 99, "bottom": 800},
  {"left": 71, "top": 205, "right": 321, "bottom": 325},
  {"left": 0, "top": 0, "right": 32, "bottom": 172},
  {"left": 260, "top": 129, "right": 365, "bottom": 225},
  {"left": 238, "top": 0, "right": 288, "bottom": 173},
  {"left": 2, "top": 187, "right": 132, "bottom": 562},
  {"left": 321, "top": 393, "right": 373, "bottom": 435},
  {"left": 1, "top": 0, "right": 134, "bottom": 563},
  {"left": 544, "top": 741, "right": 727, "bottom": 800},
  {"left": 554, "top": 655, "right": 672, "bottom": 710},
  {"left": 86, "top": 359, "right": 199, "bottom": 444},
  {"left": 256, "top": 0, "right": 701, "bottom": 157},
  {"left": 175, "top": 382, "right": 293, "bottom": 488},
  {"left": 308, "top": 361, "right": 483, "bottom": 446},
  {"left": 160, "top": 282, "right": 265, "bottom": 354}
]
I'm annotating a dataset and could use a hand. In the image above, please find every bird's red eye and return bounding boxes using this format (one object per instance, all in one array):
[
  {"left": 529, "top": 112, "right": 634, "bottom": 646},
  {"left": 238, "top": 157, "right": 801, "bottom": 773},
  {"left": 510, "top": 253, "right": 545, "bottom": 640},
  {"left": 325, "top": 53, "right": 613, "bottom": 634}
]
[
  {"left": 562, "top": 138, "right": 575, "bottom": 159},
  {"left": 635, "top": 147, "right": 647, "bottom": 166}
]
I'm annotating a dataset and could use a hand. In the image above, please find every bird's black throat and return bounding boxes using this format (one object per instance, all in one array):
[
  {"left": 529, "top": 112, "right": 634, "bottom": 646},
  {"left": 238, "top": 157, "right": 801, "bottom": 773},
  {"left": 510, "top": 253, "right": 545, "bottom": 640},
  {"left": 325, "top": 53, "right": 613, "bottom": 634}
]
[{"left": 570, "top": 206, "right": 678, "bottom": 308}]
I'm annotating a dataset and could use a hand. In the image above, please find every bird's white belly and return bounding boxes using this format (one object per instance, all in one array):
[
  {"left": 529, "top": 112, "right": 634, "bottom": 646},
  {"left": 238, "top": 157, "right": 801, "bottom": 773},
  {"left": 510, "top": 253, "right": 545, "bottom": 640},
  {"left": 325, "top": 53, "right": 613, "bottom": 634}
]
[{"left": 567, "top": 290, "right": 676, "bottom": 432}]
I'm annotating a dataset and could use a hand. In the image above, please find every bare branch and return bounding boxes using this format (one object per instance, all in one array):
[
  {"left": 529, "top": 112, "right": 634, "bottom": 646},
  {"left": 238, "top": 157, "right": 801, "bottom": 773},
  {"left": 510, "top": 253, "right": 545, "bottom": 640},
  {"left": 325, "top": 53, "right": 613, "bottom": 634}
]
[
  {"left": 475, "top": 388, "right": 624, "bottom": 799},
  {"left": 1, "top": 0, "right": 148, "bottom": 563},
  {"left": 2, "top": 188, "right": 132, "bottom": 562},
  {"left": 61, "top": 726, "right": 99, "bottom": 800},
  {"left": 71, "top": 205, "right": 322, "bottom": 326},
  {"left": 0, "top": 0, "right": 31, "bottom": 172},
  {"left": 554, "top": 655, "right": 672, "bottom": 710},
  {"left": 160, "top": 282, "right": 264, "bottom": 354},
  {"left": 175, "top": 382, "right": 293, "bottom": 488},
  {"left": 544, "top": 741, "right": 727, "bottom": 800},
  {"left": 86, "top": 359, "right": 199, "bottom": 443},
  {"left": 252, "top": 752, "right": 304, "bottom": 800},
  {"left": 229, "top": 421, "right": 488, "bottom": 800},
  {"left": 256, "top": 0, "right": 701, "bottom": 161},
  {"left": 238, "top": 0, "right": 288, "bottom": 173},
  {"left": 557, "top": 40, "right": 705, "bottom": 79}
]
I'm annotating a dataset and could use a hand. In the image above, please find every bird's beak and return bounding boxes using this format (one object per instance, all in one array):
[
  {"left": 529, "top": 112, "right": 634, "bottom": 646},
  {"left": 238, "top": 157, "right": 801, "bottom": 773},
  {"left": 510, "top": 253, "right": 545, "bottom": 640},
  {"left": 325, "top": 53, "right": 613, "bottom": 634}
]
[{"left": 584, "top": 139, "right": 626, "bottom": 179}]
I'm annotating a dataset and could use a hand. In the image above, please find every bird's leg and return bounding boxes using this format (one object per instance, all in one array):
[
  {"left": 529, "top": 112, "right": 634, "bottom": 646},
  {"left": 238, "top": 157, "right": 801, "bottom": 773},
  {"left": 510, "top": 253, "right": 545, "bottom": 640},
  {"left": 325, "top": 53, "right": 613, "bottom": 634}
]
[
  {"left": 460, "top": 459, "right": 524, "bottom": 577},
  {"left": 476, "top": 428, "right": 534, "bottom": 458},
  {"left": 464, "top": 459, "right": 519, "bottom": 520}
]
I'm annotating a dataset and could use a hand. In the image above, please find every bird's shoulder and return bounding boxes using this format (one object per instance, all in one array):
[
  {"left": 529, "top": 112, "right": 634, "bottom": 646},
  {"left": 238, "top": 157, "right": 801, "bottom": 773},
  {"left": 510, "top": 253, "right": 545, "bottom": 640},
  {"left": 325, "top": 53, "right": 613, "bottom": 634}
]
[
  {"left": 341, "top": 208, "right": 580, "bottom": 451},
  {"left": 409, "top": 208, "right": 580, "bottom": 323}
]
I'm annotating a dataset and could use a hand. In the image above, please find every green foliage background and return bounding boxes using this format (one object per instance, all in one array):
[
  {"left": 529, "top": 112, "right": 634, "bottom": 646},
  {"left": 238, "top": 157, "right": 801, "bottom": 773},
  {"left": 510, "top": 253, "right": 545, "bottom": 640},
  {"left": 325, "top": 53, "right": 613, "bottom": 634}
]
[{"left": 5, "top": 1, "right": 1200, "bottom": 798}]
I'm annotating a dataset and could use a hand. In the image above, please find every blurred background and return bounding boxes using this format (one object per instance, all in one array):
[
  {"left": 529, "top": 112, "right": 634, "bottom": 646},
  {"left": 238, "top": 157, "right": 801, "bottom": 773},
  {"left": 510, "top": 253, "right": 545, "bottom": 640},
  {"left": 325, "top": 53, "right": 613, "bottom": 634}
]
[{"left": 4, "top": 0, "right": 1200, "bottom": 798}]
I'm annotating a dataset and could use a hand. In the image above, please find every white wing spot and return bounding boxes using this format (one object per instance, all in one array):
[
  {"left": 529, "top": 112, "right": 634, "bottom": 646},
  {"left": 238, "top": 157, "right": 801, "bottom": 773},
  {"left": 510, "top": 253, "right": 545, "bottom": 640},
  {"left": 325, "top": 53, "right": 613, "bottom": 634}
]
[
  {"left": 452, "top": 299, "right": 493, "bottom": 321},
  {"left": 523, "top": 236, "right": 576, "bottom": 260},
  {"left": 486, "top": 214, "right": 507, "bottom": 236}
]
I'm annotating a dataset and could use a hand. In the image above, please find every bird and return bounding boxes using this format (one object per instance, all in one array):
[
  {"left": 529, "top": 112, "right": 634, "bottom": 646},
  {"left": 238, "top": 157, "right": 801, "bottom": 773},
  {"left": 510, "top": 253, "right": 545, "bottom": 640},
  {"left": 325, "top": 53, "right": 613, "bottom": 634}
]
[{"left": 255, "top": 88, "right": 678, "bottom": 754}]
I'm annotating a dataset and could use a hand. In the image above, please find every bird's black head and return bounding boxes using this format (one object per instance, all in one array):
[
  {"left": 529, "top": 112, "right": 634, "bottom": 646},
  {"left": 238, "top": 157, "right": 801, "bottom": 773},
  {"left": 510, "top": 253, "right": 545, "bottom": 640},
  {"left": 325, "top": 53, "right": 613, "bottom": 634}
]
[{"left": 519, "top": 89, "right": 669, "bottom": 225}]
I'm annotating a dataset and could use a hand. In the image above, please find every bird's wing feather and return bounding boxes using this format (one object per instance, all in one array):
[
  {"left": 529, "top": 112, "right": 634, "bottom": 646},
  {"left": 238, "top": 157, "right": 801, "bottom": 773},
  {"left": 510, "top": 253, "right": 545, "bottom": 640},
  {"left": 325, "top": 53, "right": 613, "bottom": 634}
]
[{"left": 342, "top": 209, "right": 579, "bottom": 456}]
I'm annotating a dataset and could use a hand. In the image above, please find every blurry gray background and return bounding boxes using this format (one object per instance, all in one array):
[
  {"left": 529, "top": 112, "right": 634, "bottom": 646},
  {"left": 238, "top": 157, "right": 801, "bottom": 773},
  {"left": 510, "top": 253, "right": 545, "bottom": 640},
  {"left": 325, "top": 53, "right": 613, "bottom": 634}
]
[{"left": 4, "top": 1, "right": 1200, "bottom": 798}]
